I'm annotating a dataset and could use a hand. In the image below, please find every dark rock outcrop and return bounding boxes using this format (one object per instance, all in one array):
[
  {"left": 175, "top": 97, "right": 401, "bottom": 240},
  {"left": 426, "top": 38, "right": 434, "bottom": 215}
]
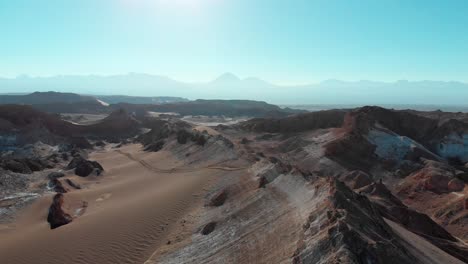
[
  {"left": 258, "top": 176, "right": 268, "bottom": 188},
  {"left": 206, "top": 189, "right": 228, "bottom": 207},
  {"left": 201, "top": 222, "right": 217, "bottom": 235},
  {"left": 0, "top": 158, "right": 50, "bottom": 174},
  {"left": 177, "top": 129, "right": 192, "bottom": 144},
  {"left": 67, "top": 156, "right": 104, "bottom": 177},
  {"left": 1, "top": 159, "right": 32, "bottom": 174},
  {"left": 47, "top": 193, "right": 72, "bottom": 229},
  {"left": 294, "top": 180, "right": 417, "bottom": 264},
  {"left": 143, "top": 140, "right": 165, "bottom": 152}
]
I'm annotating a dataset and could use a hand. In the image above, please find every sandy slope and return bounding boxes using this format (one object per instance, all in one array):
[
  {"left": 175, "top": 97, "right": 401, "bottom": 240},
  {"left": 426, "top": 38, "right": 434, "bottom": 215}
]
[{"left": 0, "top": 144, "right": 224, "bottom": 264}]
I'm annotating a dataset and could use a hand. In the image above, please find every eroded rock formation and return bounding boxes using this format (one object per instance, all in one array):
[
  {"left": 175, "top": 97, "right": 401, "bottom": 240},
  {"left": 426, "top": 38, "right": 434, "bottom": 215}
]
[{"left": 47, "top": 193, "right": 72, "bottom": 229}]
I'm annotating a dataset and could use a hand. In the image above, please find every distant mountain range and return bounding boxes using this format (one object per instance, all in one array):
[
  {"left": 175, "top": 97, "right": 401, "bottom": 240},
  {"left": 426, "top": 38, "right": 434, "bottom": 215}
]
[{"left": 1, "top": 73, "right": 468, "bottom": 105}]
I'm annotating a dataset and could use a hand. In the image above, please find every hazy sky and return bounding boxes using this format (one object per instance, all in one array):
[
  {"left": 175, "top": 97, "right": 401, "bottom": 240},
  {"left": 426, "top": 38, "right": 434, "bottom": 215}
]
[{"left": 1, "top": 0, "right": 468, "bottom": 84}]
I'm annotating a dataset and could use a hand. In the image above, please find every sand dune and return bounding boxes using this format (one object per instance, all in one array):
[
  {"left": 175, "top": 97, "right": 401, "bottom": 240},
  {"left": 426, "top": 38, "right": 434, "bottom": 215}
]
[{"left": 0, "top": 144, "right": 230, "bottom": 264}]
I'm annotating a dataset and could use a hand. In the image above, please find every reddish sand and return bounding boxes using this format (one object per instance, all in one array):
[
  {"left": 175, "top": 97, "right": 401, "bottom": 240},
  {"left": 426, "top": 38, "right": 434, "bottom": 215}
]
[{"left": 0, "top": 144, "right": 223, "bottom": 264}]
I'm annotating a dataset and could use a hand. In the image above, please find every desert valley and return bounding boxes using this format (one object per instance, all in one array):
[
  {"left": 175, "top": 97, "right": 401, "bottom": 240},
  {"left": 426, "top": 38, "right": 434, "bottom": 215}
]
[{"left": 0, "top": 92, "right": 467, "bottom": 263}]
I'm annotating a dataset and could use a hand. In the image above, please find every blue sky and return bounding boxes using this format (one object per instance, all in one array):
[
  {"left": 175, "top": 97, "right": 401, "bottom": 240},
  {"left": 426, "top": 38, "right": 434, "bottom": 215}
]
[{"left": 1, "top": 0, "right": 467, "bottom": 84}]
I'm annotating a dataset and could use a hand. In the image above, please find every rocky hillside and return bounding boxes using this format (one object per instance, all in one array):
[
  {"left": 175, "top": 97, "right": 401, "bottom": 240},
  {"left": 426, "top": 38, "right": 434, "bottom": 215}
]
[
  {"left": 220, "top": 106, "right": 468, "bottom": 263},
  {"left": 0, "top": 105, "right": 140, "bottom": 147}
]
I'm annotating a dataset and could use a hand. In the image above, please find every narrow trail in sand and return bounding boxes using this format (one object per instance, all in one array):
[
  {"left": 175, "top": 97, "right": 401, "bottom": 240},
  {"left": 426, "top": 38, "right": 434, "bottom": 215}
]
[
  {"left": 116, "top": 149, "right": 247, "bottom": 173},
  {"left": 0, "top": 144, "right": 234, "bottom": 264}
]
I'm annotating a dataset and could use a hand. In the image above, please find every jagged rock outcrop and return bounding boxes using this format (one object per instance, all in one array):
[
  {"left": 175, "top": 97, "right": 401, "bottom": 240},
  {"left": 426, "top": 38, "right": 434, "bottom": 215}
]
[
  {"left": 0, "top": 158, "right": 50, "bottom": 174},
  {"left": 294, "top": 180, "right": 417, "bottom": 264},
  {"left": 47, "top": 193, "right": 72, "bottom": 229},
  {"left": 0, "top": 159, "right": 32, "bottom": 174},
  {"left": 139, "top": 119, "right": 211, "bottom": 150},
  {"left": 138, "top": 120, "right": 190, "bottom": 146},
  {"left": 359, "top": 181, "right": 468, "bottom": 262},
  {"left": 144, "top": 140, "right": 165, "bottom": 152}
]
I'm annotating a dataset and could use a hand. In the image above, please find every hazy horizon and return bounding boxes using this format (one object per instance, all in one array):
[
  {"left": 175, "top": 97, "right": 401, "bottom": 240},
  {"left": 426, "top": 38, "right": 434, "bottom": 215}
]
[
  {"left": 2, "top": 73, "right": 468, "bottom": 106},
  {"left": 2, "top": 72, "right": 468, "bottom": 86}
]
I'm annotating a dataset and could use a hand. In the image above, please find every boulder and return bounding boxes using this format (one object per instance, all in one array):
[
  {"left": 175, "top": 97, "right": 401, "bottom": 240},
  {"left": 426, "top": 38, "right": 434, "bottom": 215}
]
[
  {"left": 67, "top": 156, "right": 104, "bottom": 177},
  {"left": 75, "top": 161, "right": 97, "bottom": 177},
  {"left": 47, "top": 193, "right": 72, "bottom": 229},
  {"left": 66, "top": 156, "right": 85, "bottom": 170},
  {"left": 201, "top": 222, "right": 216, "bottom": 235},
  {"left": 206, "top": 189, "right": 228, "bottom": 207}
]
